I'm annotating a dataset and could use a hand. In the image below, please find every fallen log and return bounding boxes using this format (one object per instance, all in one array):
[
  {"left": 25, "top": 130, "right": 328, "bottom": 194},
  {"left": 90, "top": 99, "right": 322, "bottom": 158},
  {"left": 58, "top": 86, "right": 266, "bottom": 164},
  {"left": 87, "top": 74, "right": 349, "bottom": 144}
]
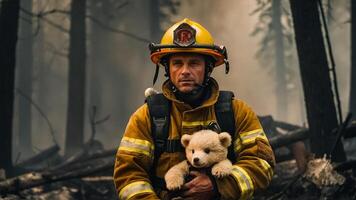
[
  {"left": 269, "top": 128, "right": 309, "bottom": 149},
  {"left": 50, "top": 140, "right": 104, "bottom": 171},
  {"left": 50, "top": 148, "right": 87, "bottom": 171},
  {"left": 269, "top": 123, "right": 356, "bottom": 149},
  {"left": 15, "top": 145, "right": 60, "bottom": 168},
  {"left": 50, "top": 148, "right": 116, "bottom": 172},
  {"left": 274, "top": 120, "right": 302, "bottom": 131},
  {"left": 0, "top": 159, "right": 114, "bottom": 195},
  {"left": 334, "top": 160, "right": 356, "bottom": 172},
  {"left": 82, "top": 149, "right": 117, "bottom": 162}
]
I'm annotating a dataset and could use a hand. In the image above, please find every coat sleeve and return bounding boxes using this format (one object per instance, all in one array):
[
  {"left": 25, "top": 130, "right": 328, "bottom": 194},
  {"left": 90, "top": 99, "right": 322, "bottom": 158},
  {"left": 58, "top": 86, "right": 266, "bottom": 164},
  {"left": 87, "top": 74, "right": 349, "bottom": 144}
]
[
  {"left": 113, "top": 104, "right": 160, "bottom": 200},
  {"left": 215, "top": 99, "right": 276, "bottom": 200}
]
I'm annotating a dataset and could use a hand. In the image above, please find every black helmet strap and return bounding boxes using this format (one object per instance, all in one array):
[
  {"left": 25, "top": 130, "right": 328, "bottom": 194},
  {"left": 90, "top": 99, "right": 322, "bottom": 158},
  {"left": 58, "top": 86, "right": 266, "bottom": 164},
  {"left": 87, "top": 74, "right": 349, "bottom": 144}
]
[{"left": 153, "top": 64, "right": 160, "bottom": 85}]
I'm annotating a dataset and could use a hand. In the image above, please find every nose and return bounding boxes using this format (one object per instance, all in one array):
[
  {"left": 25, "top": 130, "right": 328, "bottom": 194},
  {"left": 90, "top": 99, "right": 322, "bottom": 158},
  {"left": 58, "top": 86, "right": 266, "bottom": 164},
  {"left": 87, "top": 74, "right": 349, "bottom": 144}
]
[
  {"left": 193, "top": 158, "right": 199, "bottom": 164},
  {"left": 181, "top": 64, "right": 190, "bottom": 75}
]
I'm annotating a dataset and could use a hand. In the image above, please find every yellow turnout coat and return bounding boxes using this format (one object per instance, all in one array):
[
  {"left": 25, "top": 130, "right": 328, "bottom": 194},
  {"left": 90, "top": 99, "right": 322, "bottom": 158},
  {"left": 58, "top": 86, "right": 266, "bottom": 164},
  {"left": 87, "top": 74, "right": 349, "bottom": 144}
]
[{"left": 114, "top": 79, "right": 275, "bottom": 200}]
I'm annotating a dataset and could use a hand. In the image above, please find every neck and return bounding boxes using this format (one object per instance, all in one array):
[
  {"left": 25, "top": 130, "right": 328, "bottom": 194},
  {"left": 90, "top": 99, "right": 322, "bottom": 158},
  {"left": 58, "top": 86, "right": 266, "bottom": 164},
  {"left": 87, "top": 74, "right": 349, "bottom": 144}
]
[{"left": 172, "top": 83, "right": 210, "bottom": 108}]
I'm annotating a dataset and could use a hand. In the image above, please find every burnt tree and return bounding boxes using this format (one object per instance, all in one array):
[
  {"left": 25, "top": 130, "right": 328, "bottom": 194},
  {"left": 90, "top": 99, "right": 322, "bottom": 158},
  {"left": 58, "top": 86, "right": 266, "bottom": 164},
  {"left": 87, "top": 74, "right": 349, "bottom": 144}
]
[
  {"left": 17, "top": 0, "right": 33, "bottom": 156},
  {"left": 34, "top": 1, "right": 50, "bottom": 138},
  {"left": 289, "top": 0, "right": 346, "bottom": 162},
  {"left": 65, "top": 0, "right": 87, "bottom": 156},
  {"left": 0, "top": 0, "right": 20, "bottom": 176},
  {"left": 272, "top": 0, "right": 288, "bottom": 120},
  {"left": 351, "top": 0, "right": 356, "bottom": 120}
]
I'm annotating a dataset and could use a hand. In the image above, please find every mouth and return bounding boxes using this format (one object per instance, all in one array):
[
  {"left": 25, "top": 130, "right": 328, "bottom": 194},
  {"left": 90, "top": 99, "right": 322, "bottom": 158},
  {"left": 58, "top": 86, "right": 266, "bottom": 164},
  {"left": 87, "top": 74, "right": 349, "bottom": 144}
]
[
  {"left": 179, "top": 80, "right": 194, "bottom": 83},
  {"left": 192, "top": 162, "right": 205, "bottom": 168},
  {"left": 178, "top": 80, "right": 196, "bottom": 86}
]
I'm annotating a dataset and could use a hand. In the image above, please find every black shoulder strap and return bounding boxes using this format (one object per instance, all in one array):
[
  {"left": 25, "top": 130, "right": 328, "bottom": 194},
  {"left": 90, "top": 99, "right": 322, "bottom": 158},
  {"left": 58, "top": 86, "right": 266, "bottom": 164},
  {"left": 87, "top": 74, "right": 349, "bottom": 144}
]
[
  {"left": 146, "top": 93, "right": 178, "bottom": 190},
  {"left": 215, "top": 91, "right": 236, "bottom": 163},
  {"left": 146, "top": 94, "right": 171, "bottom": 167}
]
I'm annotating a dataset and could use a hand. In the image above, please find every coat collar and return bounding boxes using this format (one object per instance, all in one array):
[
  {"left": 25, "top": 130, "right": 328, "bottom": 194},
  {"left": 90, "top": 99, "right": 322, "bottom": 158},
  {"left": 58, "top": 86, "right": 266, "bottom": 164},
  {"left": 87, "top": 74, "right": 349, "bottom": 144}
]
[{"left": 162, "top": 78, "right": 220, "bottom": 111}]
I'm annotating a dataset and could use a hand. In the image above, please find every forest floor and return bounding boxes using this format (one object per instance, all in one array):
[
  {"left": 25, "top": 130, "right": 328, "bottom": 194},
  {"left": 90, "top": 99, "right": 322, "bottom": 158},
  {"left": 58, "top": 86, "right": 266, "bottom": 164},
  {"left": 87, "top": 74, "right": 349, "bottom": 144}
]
[
  {"left": 2, "top": 157, "right": 356, "bottom": 200},
  {"left": 1, "top": 118, "right": 356, "bottom": 199}
]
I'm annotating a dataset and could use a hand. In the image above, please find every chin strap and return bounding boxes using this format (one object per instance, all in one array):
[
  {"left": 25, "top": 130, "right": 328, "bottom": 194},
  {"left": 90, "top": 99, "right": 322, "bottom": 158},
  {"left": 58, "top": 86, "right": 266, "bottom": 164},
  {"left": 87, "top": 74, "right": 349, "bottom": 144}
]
[
  {"left": 222, "top": 46, "right": 229, "bottom": 74},
  {"left": 153, "top": 64, "right": 159, "bottom": 85},
  {"left": 225, "top": 59, "right": 230, "bottom": 74}
]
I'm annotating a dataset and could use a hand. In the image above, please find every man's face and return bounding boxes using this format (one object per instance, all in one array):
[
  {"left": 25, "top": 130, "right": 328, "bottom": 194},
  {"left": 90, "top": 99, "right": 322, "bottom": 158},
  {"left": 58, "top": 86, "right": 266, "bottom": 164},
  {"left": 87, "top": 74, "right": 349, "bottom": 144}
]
[{"left": 169, "top": 53, "right": 205, "bottom": 93}]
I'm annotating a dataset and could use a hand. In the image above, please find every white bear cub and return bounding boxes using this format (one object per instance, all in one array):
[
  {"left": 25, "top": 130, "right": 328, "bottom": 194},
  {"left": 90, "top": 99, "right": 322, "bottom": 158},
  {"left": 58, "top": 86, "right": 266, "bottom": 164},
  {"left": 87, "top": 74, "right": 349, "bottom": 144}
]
[{"left": 165, "top": 129, "right": 233, "bottom": 190}]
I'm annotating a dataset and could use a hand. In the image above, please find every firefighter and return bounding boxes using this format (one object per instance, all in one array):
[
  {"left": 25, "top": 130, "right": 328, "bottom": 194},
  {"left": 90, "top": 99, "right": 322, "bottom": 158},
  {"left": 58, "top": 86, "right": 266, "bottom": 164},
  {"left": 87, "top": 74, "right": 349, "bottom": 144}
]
[{"left": 113, "top": 18, "right": 275, "bottom": 200}]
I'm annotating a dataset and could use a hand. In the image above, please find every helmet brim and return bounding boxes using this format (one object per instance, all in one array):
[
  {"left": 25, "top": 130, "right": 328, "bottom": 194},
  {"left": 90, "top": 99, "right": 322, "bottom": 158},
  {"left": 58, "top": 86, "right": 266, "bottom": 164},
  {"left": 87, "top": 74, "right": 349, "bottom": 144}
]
[{"left": 150, "top": 48, "right": 225, "bottom": 67}]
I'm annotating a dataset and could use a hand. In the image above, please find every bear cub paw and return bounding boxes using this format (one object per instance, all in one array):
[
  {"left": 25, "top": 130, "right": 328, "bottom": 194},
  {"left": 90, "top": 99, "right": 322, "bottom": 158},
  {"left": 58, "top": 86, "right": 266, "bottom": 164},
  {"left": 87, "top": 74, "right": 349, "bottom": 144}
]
[
  {"left": 212, "top": 161, "right": 232, "bottom": 178},
  {"left": 165, "top": 173, "right": 185, "bottom": 190}
]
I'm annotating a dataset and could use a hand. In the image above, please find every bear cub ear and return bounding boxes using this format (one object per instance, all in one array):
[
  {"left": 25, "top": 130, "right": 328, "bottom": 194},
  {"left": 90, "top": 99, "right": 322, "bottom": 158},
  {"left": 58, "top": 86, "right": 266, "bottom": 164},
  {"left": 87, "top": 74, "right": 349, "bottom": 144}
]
[
  {"left": 181, "top": 134, "right": 192, "bottom": 148},
  {"left": 219, "top": 132, "right": 232, "bottom": 148}
]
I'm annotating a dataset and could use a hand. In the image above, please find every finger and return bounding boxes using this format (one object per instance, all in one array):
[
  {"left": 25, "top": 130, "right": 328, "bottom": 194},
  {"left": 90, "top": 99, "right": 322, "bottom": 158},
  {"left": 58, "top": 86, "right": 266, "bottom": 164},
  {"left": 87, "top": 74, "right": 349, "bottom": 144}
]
[
  {"left": 182, "top": 181, "right": 193, "bottom": 190},
  {"left": 182, "top": 173, "right": 201, "bottom": 190},
  {"left": 182, "top": 176, "right": 200, "bottom": 190},
  {"left": 181, "top": 188, "right": 194, "bottom": 197}
]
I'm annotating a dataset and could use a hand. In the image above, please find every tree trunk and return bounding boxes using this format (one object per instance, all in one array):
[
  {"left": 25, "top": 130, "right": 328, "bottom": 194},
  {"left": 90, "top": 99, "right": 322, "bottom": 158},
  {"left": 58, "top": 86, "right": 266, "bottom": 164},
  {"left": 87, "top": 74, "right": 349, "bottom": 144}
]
[
  {"left": 326, "top": 0, "right": 332, "bottom": 24},
  {"left": 272, "top": 0, "right": 288, "bottom": 120},
  {"left": 17, "top": 0, "right": 33, "bottom": 156},
  {"left": 289, "top": 0, "right": 346, "bottom": 162},
  {"left": 33, "top": 0, "right": 52, "bottom": 138},
  {"left": 65, "top": 0, "right": 87, "bottom": 156},
  {"left": 350, "top": 0, "right": 356, "bottom": 120},
  {"left": 0, "top": 0, "right": 20, "bottom": 177}
]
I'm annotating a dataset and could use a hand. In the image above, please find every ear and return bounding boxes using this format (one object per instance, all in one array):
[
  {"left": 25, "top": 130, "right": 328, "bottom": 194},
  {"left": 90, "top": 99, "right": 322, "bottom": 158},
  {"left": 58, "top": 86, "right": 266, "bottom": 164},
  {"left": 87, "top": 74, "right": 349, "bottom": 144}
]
[
  {"left": 219, "top": 132, "right": 232, "bottom": 148},
  {"left": 181, "top": 134, "right": 192, "bottom": 148}
]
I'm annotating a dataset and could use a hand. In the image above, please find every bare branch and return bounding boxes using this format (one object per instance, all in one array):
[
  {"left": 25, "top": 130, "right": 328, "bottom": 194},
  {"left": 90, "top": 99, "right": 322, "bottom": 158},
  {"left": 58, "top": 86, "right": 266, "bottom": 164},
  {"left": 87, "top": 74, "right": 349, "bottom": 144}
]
[
  {"left": 20, "top": 7, "right": 69, "bottom": 33},
  {"left": 44, "top": 41, "right": 68, "bottom": 58},
  {"left": 39, "top": 16, "right": 69, "bottom": 33},
  {"left": 95, "top": 115, "right": 110, "bottom": 125},
  {"left": 39, "top": 9, "right": 70, "bottom": 17},
  {"left": 87, "top": 15, "right": 151, "bottom": 43},
  {"left": 20, "top": 6, "right": 150, "bottom": 43},
  {"left": 15, "top": 88, "right": 58, "bottom": 146},
  {"left": 19, "top": 14, "right": 32, "bottom": 24},
  {"left": 89, "top": 106, "right": 110, "bottom": 142},
  {"left": 116, "top": 1, "right": 129, "bottom": 10},
  {"left": 18, "top": 15, "right": 41, "bottom": 40}
]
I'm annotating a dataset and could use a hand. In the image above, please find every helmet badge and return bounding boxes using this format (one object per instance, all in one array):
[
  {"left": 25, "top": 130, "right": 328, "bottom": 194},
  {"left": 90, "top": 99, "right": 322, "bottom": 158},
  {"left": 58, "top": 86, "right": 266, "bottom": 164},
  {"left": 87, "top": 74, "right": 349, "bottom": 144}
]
[{"left": 173, "top": 23, "right": 196, "bottom": 47}]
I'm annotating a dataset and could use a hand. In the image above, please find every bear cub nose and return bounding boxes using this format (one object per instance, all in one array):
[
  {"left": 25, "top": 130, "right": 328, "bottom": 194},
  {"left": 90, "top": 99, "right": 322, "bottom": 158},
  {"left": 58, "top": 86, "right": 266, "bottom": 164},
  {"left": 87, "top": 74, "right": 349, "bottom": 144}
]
[{"left": 193, "top": 158, "right": 200, "bottom": 164}]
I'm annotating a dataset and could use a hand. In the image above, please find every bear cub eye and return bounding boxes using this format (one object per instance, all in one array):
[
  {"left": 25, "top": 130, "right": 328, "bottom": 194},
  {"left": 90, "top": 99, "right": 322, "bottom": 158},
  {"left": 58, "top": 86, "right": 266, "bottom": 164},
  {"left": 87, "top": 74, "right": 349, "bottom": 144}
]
[
  {"left": 192, "top": 149, "right": 195, "bottom": 154},
  {"left": 204, "top": 148, "right": 210, "bottom": 154}
]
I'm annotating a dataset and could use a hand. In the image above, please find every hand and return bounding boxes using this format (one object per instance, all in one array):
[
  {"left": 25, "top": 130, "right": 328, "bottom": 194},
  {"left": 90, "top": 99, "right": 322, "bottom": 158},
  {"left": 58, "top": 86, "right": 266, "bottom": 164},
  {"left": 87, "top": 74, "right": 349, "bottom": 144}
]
[{"left": 180, "top": 171, "right": 216, "bottom": 200}]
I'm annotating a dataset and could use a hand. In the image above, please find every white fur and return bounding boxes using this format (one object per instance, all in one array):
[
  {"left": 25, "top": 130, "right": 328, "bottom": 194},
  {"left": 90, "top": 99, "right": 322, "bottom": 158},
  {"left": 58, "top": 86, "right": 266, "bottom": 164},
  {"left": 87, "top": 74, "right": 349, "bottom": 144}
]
[
  {"left": 144, "top": 87, "right": 158, "bottom": 98},
  {"left": 165, "top": 130, "right": 233, "bottom": 190}
]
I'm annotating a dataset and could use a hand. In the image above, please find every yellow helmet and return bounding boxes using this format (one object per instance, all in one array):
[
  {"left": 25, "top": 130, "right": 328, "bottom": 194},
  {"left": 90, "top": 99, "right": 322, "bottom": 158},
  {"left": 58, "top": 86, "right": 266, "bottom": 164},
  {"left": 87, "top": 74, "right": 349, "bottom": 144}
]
[{"left": 149, "top": 18, "right": 229, "bottom": 70}]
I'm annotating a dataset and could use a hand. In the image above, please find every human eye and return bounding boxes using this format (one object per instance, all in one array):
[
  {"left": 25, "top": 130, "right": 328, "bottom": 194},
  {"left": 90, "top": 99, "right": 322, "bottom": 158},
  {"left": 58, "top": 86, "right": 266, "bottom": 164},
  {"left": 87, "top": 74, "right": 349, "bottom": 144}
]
[
  {"left": 172, "top": 60, "right": 183, "bottom": 67},
  {"left": 189, "top": 60, "right": 202, "bottom": 67}
]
